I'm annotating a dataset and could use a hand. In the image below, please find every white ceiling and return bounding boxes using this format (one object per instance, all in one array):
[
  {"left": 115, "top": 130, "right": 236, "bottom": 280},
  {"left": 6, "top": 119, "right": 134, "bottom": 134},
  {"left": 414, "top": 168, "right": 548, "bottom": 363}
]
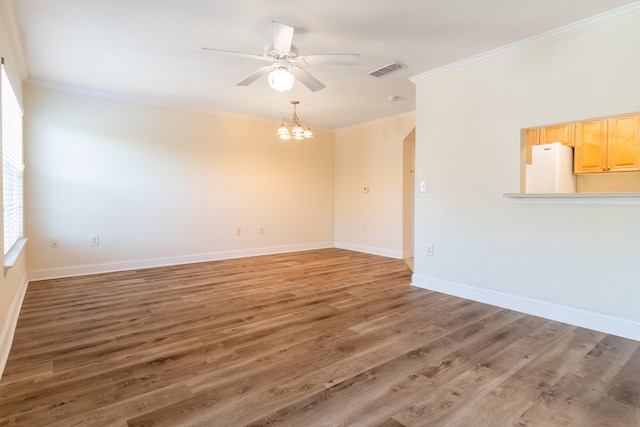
[{"left": 12, "top": 0, "right": 636, "bottom": 129}]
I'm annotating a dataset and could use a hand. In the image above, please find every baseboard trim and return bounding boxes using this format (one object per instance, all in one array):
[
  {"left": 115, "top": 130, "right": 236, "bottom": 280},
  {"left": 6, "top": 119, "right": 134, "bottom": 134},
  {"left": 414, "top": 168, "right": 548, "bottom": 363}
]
[
  {"left": 412, "top": 274, "right": 640, "bottom": 342},
  {"left": 334, "top": 241, "right": 403, "bottom": 259},
  {"left": 28, "top": 242, "right": 334, "bottom": 281},
  {"left": 0, "top": 271, "right": 28, "bottom": 381}
]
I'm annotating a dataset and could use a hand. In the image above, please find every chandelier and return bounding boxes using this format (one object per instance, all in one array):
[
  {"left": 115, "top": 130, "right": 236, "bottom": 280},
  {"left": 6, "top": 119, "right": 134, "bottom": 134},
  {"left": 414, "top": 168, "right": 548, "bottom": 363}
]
[{"left": 277, "top": 100, "right": 314, "bottom": 140}]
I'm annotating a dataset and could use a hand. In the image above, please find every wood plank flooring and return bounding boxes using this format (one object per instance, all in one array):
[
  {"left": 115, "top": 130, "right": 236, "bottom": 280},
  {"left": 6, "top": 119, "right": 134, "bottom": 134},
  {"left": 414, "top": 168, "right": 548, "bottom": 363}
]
[{"left": 1, "top": 248, "right": 639, "bottom": 426}]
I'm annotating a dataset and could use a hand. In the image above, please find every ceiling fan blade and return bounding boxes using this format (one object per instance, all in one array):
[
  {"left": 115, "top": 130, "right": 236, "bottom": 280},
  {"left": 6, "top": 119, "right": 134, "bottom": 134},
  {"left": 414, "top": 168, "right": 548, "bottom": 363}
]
[
  {"left": 290, "top": 66, "right": 325, "bottom": 92},
  {"left": 236, "top": 66, "right": 272, "bottom": 86},
  {"left": 273, "top": 21, "right": 294, "bottom": 53},
  {"left": 298, "top": 53, "right": 361, "bottom": 65},
  {"left": 199, "top": 47, "right": 267, "bottom": 61}
]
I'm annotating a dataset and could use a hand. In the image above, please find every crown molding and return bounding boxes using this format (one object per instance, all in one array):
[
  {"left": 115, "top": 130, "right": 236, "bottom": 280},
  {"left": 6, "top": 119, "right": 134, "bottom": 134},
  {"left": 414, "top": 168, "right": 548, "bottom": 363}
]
[
  {"left": 410, "top": 2, "right": 640, "bottom": 84},
  {"left": 25, "top": 78, "right": 324, "bottom": 128},
  {"left": 0, "top": 0, "right": 28, "bottom": 80}
]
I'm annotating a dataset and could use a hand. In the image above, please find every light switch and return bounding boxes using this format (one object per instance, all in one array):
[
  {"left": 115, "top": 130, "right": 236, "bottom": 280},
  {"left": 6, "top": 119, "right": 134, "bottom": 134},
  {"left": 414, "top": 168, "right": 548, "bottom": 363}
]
[{"left": 420, "top": 181, "right": 428, "bottom": 193}]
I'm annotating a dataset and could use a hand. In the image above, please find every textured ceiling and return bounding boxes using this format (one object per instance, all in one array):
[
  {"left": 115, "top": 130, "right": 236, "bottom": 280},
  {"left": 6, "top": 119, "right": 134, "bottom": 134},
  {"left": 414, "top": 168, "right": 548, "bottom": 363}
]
[{"left": 12, "top": 0, "right": 637, "bottom": 129}]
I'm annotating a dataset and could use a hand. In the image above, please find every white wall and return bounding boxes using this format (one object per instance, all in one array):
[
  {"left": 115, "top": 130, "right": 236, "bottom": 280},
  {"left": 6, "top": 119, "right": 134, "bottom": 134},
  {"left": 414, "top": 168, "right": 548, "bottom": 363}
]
[
  {"left": 25, "top": 85, "right": 335, "bottom": 278},
  {"left": 334, "top": 112, "right": 415, "bottom": 259},
  {"left": 412, "top": 10, "right": 640, "bottom": 339}
]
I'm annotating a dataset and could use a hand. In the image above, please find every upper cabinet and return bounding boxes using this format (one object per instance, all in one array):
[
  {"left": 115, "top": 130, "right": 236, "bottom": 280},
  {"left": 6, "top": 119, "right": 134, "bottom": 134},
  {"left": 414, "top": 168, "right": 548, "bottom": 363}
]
[
  {"left": 524, "top": 128, "right": 540, "bottom": 165},
  {"left": 574, "top": 119, "right": 606, "bottom": 173},
  {"left": 524, "top": 124, "right": 574, "bottom": 164},
  {"left": 525, "top": 113, "right": 640, "bottom": 174},
  {"left": 608, "top": 115, "right": 640, "bottom": 172},
  {"left": 574, "top": 114, "right": 640, "bottom": 174},
  {"left": 541, "top": 123, "right": 575, "bottom": 147}
]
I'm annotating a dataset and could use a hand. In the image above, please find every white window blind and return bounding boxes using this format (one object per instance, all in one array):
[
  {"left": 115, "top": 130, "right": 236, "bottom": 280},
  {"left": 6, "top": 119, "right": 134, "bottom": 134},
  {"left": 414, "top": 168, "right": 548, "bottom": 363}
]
[{"left": 2, "top": 60, "right": 24, "bottom": 256}]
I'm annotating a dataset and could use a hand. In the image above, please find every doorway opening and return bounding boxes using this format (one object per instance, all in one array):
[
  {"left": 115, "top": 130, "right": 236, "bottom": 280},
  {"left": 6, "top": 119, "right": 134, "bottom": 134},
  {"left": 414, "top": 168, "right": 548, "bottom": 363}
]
[{"left": 403, "top": 128, "right": 416, "bottom": 271}]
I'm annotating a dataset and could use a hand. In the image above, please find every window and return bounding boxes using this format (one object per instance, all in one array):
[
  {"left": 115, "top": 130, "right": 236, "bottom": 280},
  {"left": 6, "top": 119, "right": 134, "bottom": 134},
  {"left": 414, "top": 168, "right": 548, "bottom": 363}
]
[{"left": 2, "top": 59, "right": 25, "bottom": 260}]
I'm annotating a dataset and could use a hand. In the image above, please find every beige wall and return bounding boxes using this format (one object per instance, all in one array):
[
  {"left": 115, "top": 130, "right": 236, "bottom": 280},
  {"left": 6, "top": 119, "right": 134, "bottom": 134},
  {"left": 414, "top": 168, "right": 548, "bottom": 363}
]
[
  {"left": 24, "top": 85, "right": 335, "bottom": 278},
  {"left": 412, "top": 10, "right": 640, "bottom": 338},
  {"left": 0, "top": 1, "right": 29, "bottom": 378},
  {"left": 334, "top": 112, "right": 415, "bottom": 258},
  {"left": 13, "top": 52, "right": 413, "bottom": 379}
]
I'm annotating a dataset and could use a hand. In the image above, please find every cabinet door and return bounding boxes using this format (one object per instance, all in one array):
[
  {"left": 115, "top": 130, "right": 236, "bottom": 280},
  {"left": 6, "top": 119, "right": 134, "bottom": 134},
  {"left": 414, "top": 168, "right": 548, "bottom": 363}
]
[
  {"left": 524, "top": 128, "right": 540, "bottom": 165},
  {"left": 607, "top": 114, "right": 640, "bottom": 172},
  {"left": 575, "top": 120, "right": 606, "bottom": 174},
  {"left": 541, "top": 123, "right": 575, "bottom": 147}
]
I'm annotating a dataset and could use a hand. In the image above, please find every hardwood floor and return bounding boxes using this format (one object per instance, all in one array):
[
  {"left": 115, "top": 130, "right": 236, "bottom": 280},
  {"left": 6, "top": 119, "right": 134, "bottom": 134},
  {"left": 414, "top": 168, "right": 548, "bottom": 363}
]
[{"left": 1, "top": 248, "right": 639, "bottom": 426}]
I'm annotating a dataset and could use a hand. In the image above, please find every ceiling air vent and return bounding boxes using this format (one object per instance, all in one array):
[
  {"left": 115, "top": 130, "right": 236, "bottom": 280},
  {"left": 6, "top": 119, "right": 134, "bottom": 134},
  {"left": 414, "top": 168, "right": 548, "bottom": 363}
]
[{"left": 367, "top": 62, "right": 406, "bottom": 78}]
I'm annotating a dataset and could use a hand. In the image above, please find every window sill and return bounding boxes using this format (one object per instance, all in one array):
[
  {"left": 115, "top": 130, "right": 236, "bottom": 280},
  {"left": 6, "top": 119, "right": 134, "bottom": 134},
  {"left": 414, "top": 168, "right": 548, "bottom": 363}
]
[
  {"left": 504, "top": 193, "right": 640, "bottom": 205},
  {"left": 4, "top": 237, "right": 27, "bottom": 276}
]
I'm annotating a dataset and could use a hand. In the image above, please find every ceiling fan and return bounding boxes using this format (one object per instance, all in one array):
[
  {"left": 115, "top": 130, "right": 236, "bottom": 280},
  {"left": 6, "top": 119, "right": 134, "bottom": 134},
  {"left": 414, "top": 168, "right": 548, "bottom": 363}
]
[{"left": 200, "top": 21, "right": 361, "bottom": 92}]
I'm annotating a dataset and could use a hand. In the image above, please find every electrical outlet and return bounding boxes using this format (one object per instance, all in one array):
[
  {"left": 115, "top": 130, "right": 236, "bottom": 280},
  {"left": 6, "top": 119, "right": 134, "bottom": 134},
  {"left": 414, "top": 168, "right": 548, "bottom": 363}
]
[
  {"left": 90, "top": 235, "right": 100, "bottom": 246},
  {"left": 426, "top": 244, "right": 434, "bottom": 256},
  {"left": 50, "top": 238, "right": 59, "bottom": 248}
]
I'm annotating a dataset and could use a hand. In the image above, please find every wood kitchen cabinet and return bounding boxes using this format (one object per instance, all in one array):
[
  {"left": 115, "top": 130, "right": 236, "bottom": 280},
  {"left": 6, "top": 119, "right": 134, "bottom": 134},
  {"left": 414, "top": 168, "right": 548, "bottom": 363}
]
[
  {"left": 540, "top": 123, "right": 575, "bottom": 147},
  {"left": 524, "top": 124, "right": 575, "bottom": 164},
  {"left": 609, "top": 115, "right": 640, "bottom": 172},
  {"left": 574, "top": 114, "right": 640, "bottom": 174},
  {"left": 524, "top": 128, "right": 539, "bottom": 164},
  {"left": 524, "top": 123, "right": 576, "bottom": 164},
  {"left": 574, "top": 119, "right": 606, "bottom": 173}
]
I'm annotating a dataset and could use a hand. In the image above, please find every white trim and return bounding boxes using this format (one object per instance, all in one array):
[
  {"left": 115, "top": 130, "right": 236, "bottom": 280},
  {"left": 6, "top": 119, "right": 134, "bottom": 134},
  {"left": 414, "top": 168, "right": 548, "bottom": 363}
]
[
  {"left": 3, "top": 237, "right": 27, "bottom": 275},
  {"left": 411, "top": 274, "right": 640, "bottom": 342},
  {"left": 27, "top": 240, "right": 403, "bottom": 281},
  {"left": 410, "top": 2, "right": 640, "bottom": 83},
  {"left": 334, "top": 241, "right": 403, "bottom": 259},
  {"left": 0, "top": 271, "right": 28, "bottom": 380},
  {"left": 25, "top": 79, "right": 292, "bottom": 127},
  {"left": 28, "top": 242, "right": 334, "bottom": 281}
]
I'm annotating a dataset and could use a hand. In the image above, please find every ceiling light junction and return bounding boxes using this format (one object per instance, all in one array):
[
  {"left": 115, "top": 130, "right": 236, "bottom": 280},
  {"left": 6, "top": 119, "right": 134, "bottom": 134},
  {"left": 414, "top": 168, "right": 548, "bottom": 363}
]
[{"left": 277, "top": 101, "right": 313, "bottom": 140}]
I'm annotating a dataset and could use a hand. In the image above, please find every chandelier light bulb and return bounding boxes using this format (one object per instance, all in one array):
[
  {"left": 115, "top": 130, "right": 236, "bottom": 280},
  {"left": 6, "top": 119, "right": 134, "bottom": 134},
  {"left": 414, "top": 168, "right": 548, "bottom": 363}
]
[
  {"left": 277, "top": 124, "right": 290, "bottom": 136},
  {"left": 303, "top": 127, "right": 314, "bottom": 138},
  {"left": 268, "top": 68, "right": 295, "bottom": 92}
]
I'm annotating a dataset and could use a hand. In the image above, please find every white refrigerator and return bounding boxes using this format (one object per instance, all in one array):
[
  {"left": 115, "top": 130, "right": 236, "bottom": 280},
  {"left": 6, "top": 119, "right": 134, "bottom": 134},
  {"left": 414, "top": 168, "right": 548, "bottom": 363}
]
[{"left": 526, "top": 142, "right": 576, "bottom": 193}]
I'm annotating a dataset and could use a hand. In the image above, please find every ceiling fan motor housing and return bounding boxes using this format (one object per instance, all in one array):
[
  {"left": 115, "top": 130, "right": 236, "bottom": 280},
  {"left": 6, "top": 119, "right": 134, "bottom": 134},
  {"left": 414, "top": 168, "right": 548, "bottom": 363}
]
[{"left": 264, "top": 43, "right": 298, "bottom": 60}]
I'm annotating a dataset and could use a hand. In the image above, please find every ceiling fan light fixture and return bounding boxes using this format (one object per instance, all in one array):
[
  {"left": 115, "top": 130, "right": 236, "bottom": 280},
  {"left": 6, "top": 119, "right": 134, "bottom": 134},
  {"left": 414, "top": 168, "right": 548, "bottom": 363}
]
[{"left": 268, "top": 68, "right": 294, "bottom": 92}]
